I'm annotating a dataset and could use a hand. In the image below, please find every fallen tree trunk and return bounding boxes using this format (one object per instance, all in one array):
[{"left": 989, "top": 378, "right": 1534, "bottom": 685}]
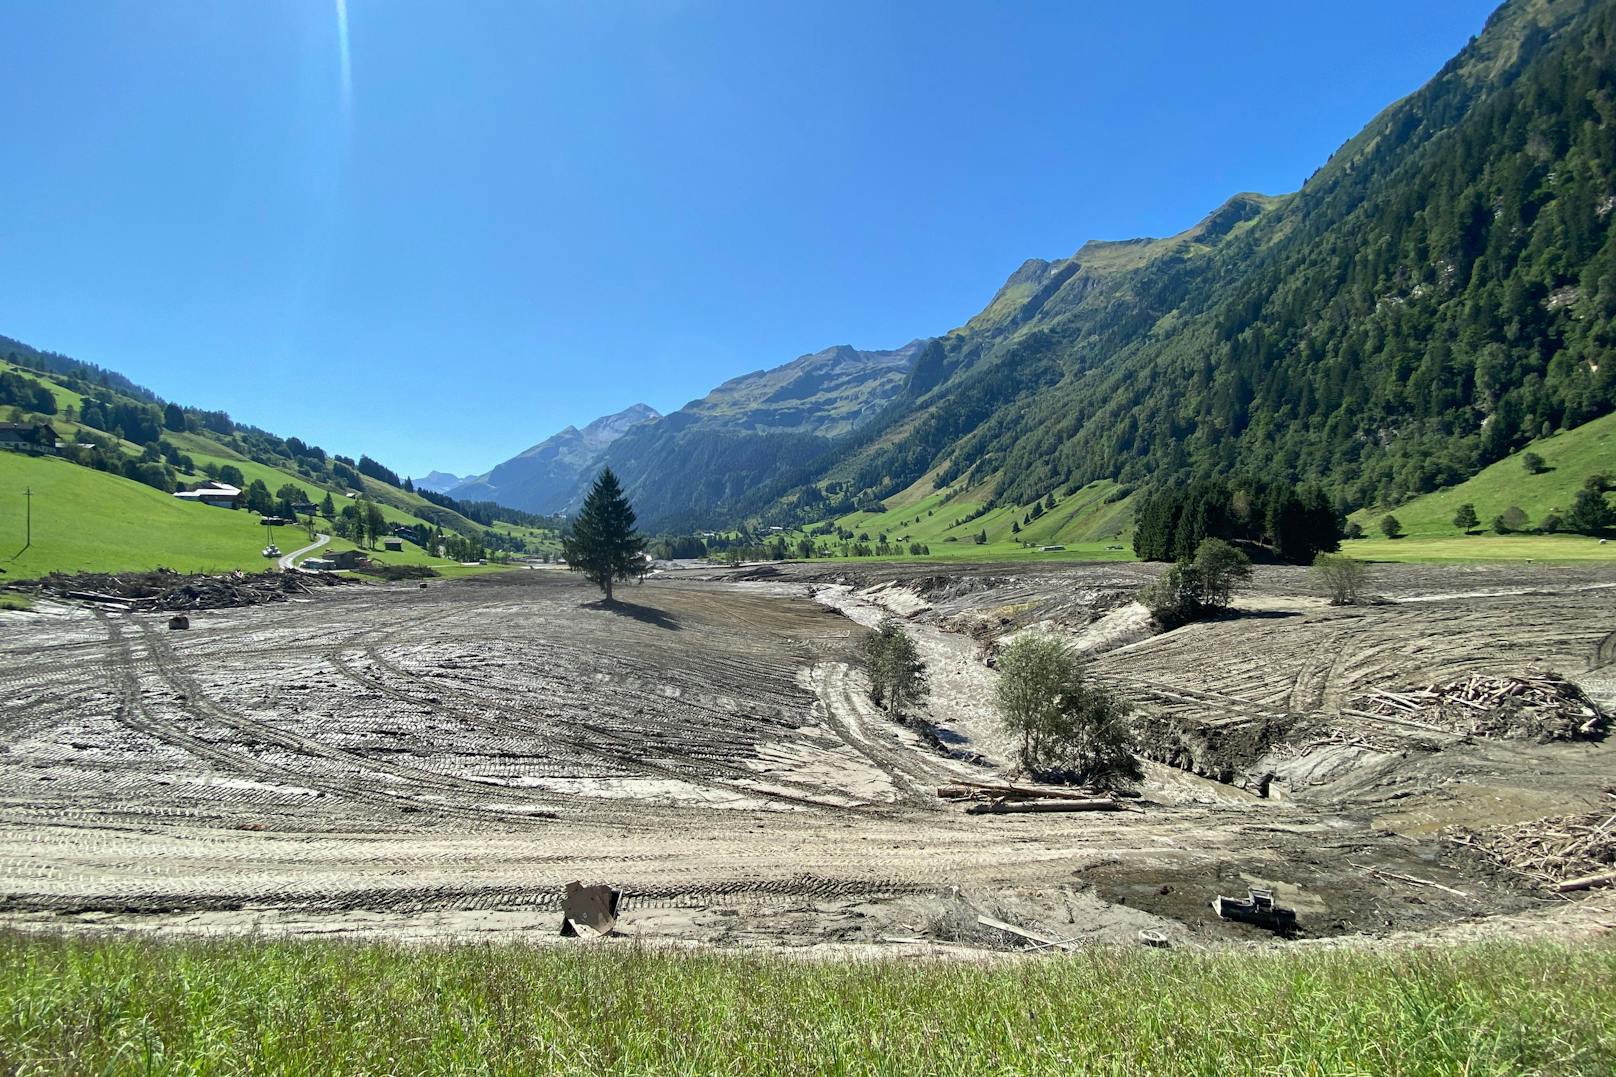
[
  {"left": 938, "top": 782, "right": 1105, "bottom": 802},
  {"left": 964, "top": 799, "right": 1123, "bottom": 814},
  {"left": 1555, "top": 870, "right": 1616, "bottom": 893}
]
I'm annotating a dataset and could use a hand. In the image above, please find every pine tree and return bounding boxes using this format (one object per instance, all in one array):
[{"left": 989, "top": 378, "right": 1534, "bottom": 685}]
[{"left": 563, "top": 468, "right": 646, "bottom": 601}]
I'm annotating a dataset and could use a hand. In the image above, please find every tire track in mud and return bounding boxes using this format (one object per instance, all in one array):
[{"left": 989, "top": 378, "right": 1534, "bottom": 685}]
[
  {"left": 104, "top": 616, "right": 564, "bottom": 826},
  {"left": 328, "top": 647, "right": 878, "bottom": 817}
]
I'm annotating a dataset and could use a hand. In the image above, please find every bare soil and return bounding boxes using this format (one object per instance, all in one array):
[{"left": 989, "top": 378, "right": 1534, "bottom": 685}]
[{"left": 2, "top": 560, "right": 1613, "bottom": 953}]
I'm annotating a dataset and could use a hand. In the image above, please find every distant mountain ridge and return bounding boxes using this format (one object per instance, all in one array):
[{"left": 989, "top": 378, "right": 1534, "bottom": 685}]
[
  {"left": 411, "top": 471, "right": 467, "bottom": 494},
  {"left": 447, "top": 403, "right": 659, "bottom": 514},
  {"left": 559, "top": 340, "right": 925, "bottom": 522}
]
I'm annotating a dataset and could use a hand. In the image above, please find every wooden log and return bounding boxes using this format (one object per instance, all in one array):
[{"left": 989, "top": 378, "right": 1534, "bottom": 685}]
[
  {"left": 937, "top": 782, "right": 1104, "bottom": 802},
  {"left": 965, "top": 799, "right": 1123, "bottom": 814},
  {"left": 1368, "top": 868, "right": 1469, "bottom": 897},
  {"left": 1555, "top": 871, "right": 1616, "bottom": 893},
  {"left": 975, "top": 915, "right": 1077, "bottom": 950}
]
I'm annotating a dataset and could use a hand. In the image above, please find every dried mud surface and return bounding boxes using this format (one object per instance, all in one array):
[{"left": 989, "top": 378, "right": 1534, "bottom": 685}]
[{"left": 2, "top": 562, "right": 1613, "bottom": 953}]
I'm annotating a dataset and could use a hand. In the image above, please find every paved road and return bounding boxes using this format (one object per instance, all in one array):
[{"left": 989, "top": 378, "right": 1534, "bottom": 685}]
[{"left": 277, "top": 533, "right": 330, "bottom": 571}]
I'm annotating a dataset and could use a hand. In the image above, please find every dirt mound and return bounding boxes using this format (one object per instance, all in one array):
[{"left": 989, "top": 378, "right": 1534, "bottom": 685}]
[
  {"left": 1349, "top": 672, "right": 1605, "bottom": 742},
  {"left": 1453, "top": 796, "right": 1616, "bottom": 885},
  {"left": 13, "top": 568, "right": 354, "bottom": 611}
]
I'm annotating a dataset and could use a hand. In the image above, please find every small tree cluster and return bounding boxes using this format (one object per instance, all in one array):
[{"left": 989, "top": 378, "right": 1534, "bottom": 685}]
[
  {"left": 994, "top": 635, "right": 1140, "bottom": 787},
  {"left": 862, "top": 620, "right": 929, "bottom": 719},
  {"left": 1139, "top": 539, "right": 1252, "bottom": 627}
]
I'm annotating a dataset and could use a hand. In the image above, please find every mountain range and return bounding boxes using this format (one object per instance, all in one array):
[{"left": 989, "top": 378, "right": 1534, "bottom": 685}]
[
  {"left": 436, "top": 0, "right": 1616, "bottom": 532},
  {"left": 443, "top": 403, "right": 659, "bottom": 514}
]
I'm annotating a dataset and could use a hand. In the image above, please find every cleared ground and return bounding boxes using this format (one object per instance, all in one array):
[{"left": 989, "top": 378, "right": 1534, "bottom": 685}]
[{"left": 1, "top": 561, "right": 1613, "bottom": 951}]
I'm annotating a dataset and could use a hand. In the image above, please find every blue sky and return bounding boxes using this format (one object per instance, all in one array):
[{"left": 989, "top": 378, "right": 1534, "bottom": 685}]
[{"left": 1, "top": 1, "right": 1498, "bottom": 478}]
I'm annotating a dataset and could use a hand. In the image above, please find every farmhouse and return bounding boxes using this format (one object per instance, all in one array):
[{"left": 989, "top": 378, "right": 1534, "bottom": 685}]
[
  {"left": 172, "top": 481, "right": 241, "bottom": 508},
  {"left": 0, "top": 422, "right": 60, "bottom": 454},
  {"left": 324, "top": 549, "right": 369, "bottom": 570}
]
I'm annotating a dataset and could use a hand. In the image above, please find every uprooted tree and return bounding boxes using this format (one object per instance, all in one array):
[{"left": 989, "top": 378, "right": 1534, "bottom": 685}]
[
  {"left": 862, "top": 619, "right": 929, "bottom": 719},
  {"left": 993, "top": 635, "right": 1141, "bottom": 788},
  {"left": 562, "top": 468, "right": 645, "bottom": 602}
]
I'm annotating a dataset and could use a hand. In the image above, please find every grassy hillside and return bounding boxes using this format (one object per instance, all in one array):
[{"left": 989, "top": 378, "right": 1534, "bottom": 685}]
[
  {"left": 2, "top": 934, "right": 1611, "bottom": 1075},
  {"left": 774, "top": 478, "right": 1135, "bottom": 562},
  {"left": 1349, "top": 411, "right": 1616, "bottom": 538},
  {"left": 0, "top": 453, "right": 284, "bottom": 577},
  {"left": 1, "top": 350, "right": 559, "bottom": 577}
]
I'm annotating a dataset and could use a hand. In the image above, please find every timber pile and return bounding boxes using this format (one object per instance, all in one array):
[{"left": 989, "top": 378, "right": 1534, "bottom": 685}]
[
  {"left": 12, "top": 568, "right": 354, "bottom": 612},
  {"left": 1451, "top": 793, "right": 1616, "bottom": 889},
  {"left": 1347, "top": 673, "right": 1605, "bottom": 742},
  {"left": 937, "top": 780, "right": 1138, "bottom": 814}
]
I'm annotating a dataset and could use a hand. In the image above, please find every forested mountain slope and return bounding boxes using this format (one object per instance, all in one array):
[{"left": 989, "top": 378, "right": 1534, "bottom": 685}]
[{"left": 737, "top": 0, "right": 1616, "bottom": 529}]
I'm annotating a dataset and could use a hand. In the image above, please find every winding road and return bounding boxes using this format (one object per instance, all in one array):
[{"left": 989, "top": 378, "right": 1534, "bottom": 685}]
[{"left": 277, "top": 533, "right": 330, "bottom": 571}]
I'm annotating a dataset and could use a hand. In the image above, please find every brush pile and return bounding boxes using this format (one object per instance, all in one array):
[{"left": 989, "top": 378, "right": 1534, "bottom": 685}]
[
  {"left": 1348, "top": 672, "right": 1605, "bottom": 742},
  {"left": 936, "top": 780, "right": 1139, "bottom": 815},
  {"left": 11, "top": 568, "right": 354, "bottom": 612},
  {"left": 1451, "top": 792, "right": 1616, "bottom": 889}
]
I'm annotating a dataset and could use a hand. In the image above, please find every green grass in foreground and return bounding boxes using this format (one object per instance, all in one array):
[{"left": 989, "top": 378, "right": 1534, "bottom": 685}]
[{"left": 2, "top": 935, "right": 1612, "bottom": 1075}]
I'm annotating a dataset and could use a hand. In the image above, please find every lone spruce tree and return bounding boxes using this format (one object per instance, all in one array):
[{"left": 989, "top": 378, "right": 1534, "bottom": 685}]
[{"left": 563, "top": 468, "right": 645, "bottom": 602}]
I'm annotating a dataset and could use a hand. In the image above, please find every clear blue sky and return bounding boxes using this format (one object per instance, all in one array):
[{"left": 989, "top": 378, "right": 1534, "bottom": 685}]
[{"left": 1, "top": 1, "right": 1498, "bottom": 478}]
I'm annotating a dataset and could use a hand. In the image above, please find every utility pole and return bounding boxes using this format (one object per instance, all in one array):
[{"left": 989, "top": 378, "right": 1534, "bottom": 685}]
[{"left": 22, "top": 487, "right": 31, "bottom": 552}]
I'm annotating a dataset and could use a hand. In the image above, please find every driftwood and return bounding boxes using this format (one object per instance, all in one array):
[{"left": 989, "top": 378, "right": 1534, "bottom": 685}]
[
  {"left": 1555, "top": 871, "right": 1616, "bottom": 893},
  {"left": 975, "top": 915, "right": 1077, "bottom": 951},
  {"left": 14, "top": 568, "right": 355, "bottom": 613},
  {"left": 1451, "top": 799, "right": 1616, "bottom": 887},
  {"left": 1350, "top": 673, "right": 1605, "bottom": 742},
  {"left": 965, "top": 798, "right": 1124, "bottom": 815},
  {"left": 938, "top": 782, "right": 1106, "bottom": 802},
  {"left": 1368, "top": 868, "right": 1469, "bottom": 898}
]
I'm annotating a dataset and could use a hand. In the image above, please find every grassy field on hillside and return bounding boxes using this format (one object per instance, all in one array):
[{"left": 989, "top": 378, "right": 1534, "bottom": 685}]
[
  {"left": 795, "top": 479, "right": 1134, "bottom": 562},
  {"left": 1344, "top": 533, "right": 1616, "bottom": 563},
  {"left": 1, "top": 934, "right": 1611, "bottom": 1075},
  {"left": 1351, "top": 411, "right": 1616, "bottom": 539},
  {"left": 0, "top": 453, "right": 280, "bottom": 577}
]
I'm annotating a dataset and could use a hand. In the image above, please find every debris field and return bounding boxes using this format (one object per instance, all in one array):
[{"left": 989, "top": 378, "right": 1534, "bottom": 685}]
[{"left": 1, "top": 561, "right": 1612, "bottom": 952}]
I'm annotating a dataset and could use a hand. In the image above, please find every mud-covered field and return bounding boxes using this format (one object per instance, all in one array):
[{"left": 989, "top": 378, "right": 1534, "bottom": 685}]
[{"left": 2, "top": 561, "right": 1613, "bottom": 952}]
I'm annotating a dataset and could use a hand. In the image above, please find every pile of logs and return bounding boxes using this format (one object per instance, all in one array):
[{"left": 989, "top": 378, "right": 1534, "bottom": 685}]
[
  {"left": 1347, "top": 672, "right": 1605, "bottom": 742},
  {"left": 1451, "top": 792, "right": 1616, "bottom": 892},
  {"left": 12, "top": 568, "right": 354, "bottom": 612},
  {"left": 937, "top": 780, "right": 1139, "bottom": 815}
]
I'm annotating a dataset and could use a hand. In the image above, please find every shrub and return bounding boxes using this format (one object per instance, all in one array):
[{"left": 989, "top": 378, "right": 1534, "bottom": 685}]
[
  {"left": 1343, "top": 520, "right": 1364, "bottom": 540},
  {"left": 1495, "top": 505, "right": 1529, "bottom": 533},
  {"left": 1522, "top": 452, "right": 1547, "bottom": 474},
  {"left": 1379, "top": 514, "right": 1404, "bottom": 539},
  {"left": 1313, "top": 553, "right": 1368, "bottom": 605}
]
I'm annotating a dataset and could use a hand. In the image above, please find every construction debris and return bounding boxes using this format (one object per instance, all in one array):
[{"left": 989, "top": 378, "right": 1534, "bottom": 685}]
[
  {"left": 9, "top": 568, "right": 355, "bottom": 613},
  {"left": 939, "top": 780, "right": 1138, "bottom": 815},
  {"left": 1212, "top": 887, "right": 1297, "bottom": 933},
  {"left": 1350, "top": 673, "right": 1605, "bottom": 742},
  {"left": 1451, "top": 796, "right": 1616, "bottom": 886},
  {"left": 560, "top": 880, "right": 621, "bottom": 938}
]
